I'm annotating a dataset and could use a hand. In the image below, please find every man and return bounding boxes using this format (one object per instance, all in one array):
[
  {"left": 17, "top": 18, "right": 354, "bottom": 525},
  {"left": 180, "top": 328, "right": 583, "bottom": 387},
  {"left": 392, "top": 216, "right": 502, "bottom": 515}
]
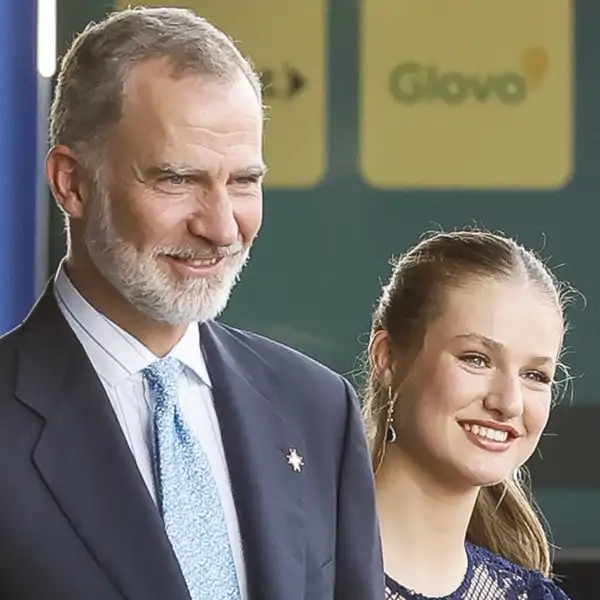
[{"left": 0, "top": 7, "right": 383, "bottom": 600}]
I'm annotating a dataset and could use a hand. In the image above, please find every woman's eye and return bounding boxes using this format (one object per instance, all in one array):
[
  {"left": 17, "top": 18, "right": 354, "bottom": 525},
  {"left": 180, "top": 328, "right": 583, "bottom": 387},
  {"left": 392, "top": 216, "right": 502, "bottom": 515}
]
[
  {"left": 522, "top": 370, "right": 552, "bottom": 385},
  {"left": 461, "top": 353, "right": 490, "bottom": 368}
]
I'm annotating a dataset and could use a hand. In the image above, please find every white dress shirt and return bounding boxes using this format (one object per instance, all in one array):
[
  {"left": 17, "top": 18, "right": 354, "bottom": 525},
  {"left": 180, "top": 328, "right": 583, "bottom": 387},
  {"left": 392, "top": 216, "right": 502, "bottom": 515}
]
[{"left": 53, "top": 264, "right": 247, "bottom": 599}]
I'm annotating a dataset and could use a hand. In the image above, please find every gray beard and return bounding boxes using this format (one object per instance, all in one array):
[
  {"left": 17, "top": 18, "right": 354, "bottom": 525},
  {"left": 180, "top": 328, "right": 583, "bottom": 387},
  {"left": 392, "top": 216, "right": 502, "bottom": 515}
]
[{"left": 83, "top": 191, "right": 249, "bottom": 325}]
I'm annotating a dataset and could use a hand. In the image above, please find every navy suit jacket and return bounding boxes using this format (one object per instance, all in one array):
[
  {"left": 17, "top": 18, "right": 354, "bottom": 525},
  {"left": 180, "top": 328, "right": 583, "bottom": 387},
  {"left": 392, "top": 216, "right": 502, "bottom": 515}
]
[{"left": 0, "top": 284, "right": 384, "bottom": 600}]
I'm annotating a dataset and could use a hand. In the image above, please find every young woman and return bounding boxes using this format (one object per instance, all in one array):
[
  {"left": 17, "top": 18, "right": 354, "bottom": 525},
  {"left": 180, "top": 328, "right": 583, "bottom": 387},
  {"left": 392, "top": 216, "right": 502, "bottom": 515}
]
[{"left": 363, "top": 230, "right": 571, "bottom": 599}]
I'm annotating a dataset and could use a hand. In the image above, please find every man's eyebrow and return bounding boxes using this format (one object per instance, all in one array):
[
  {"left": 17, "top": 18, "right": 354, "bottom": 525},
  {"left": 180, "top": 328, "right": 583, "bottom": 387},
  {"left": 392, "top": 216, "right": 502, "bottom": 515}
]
[
  {"left": 138, "top": 162, "right": 268, "bottom": 179},
  {"left": 231, "top": 165, "right": 268, "bottom": 177},
  {"left": 140, "top": 163, "right": 211, "bottom": 178}
]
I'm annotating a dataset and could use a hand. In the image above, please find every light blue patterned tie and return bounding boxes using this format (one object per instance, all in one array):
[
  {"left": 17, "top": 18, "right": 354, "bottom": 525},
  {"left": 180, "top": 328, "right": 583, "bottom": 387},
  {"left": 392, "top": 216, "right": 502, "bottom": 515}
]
[{"left": 143, "top": 357, "right": 241, "bottom": 600}]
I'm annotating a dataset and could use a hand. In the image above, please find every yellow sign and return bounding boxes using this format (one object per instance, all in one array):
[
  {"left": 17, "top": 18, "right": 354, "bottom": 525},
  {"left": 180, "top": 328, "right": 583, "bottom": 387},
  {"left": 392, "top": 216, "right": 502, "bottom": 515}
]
[
  {"left": 115, "top": 0, "right": 326, "bottom": 188},
  {"left": 360, "top": 0, "right": 573, "bottom": 189}
]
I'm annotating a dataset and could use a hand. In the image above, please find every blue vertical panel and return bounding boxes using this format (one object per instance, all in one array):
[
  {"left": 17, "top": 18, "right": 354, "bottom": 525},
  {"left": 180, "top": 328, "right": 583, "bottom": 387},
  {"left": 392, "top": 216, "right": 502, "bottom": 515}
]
[{"left": 0, "top": 0, "right": 38, "bottom": 333}]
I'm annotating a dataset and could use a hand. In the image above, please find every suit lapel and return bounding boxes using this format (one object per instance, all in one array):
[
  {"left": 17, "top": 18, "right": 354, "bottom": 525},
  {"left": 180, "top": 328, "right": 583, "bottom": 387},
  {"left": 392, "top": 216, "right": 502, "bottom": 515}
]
[
  {"left": 14, "top": 286, "right": 190, "bottom": 600},
  {"left": 201, "top": 321, "right": 307, "bottom": 600}
]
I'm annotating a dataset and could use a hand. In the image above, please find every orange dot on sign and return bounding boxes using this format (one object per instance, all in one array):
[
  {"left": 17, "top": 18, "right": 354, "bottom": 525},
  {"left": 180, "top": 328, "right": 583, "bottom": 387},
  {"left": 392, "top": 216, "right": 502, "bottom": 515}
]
[{"left": 521, "top": 46, "right": 549, "bottom": 86}]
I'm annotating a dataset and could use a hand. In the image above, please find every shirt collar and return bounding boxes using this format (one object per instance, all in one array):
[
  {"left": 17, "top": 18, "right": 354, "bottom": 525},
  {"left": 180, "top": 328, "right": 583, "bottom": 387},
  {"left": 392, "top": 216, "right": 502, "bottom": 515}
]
[{"left": 53, "top": 261, "right": 212, "bottom": 388}]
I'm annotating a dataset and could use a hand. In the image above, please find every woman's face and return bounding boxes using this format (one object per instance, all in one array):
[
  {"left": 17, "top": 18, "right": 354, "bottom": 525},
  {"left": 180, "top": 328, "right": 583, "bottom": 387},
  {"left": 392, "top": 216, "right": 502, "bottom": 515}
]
[{"left": 380, "top": 278, "right": 563, "bottom": 491}]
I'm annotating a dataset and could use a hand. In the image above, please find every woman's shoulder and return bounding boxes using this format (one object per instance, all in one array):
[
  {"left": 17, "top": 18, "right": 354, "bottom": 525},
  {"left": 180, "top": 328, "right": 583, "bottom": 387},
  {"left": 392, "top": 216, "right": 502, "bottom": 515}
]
[{"left": 468, "top": 543, "right": 571, "bottom": 599}]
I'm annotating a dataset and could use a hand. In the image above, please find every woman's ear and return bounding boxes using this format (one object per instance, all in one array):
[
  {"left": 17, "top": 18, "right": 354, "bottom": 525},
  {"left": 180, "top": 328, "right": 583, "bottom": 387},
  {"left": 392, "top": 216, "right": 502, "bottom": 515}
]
[{"left": 369, "top": 329, "right": 392, "bottom": 384}]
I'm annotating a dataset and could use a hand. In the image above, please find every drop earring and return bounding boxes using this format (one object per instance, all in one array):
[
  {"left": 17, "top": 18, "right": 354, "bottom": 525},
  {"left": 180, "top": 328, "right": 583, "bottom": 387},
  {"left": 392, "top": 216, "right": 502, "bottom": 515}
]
[
  {"left": 386, "top": 422, "right": 397, "bottom": 443},
  {"left": 385, "top": 385, "right": 397, "bottom": 443},
  {"left": 374, "top": 377, "right": 399, "bottom": 475}
]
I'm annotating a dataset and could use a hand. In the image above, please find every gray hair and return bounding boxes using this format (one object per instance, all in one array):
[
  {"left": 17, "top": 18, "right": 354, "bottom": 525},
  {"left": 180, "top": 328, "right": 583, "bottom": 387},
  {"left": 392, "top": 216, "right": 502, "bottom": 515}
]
[{"left": 49, "top": 6, "right": 262, "bottom": 163}]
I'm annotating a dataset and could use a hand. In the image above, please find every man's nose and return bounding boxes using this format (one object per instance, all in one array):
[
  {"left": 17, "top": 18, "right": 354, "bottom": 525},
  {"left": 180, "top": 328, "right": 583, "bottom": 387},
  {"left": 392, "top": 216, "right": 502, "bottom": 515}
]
[{"left": 188, "top": 187, "right": 239, "bottom": 247}]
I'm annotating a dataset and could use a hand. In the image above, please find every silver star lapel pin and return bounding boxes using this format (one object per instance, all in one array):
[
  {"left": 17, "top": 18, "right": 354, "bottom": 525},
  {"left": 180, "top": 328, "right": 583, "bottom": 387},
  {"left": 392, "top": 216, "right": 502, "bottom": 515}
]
[{"left": 286, "top": 448, "right": 304, "bottom": 473}]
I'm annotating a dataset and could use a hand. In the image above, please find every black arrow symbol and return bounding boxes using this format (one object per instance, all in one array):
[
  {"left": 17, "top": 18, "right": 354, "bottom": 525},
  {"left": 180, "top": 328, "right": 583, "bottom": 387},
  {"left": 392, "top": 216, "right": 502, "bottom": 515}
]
[{"left": 286, "top": 65, "right": 306, "bottom": 98}]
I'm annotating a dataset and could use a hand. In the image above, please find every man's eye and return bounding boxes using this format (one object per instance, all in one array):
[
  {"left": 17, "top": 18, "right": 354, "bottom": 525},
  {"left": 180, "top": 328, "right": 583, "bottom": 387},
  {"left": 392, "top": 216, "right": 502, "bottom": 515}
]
[
  {"left": 153, "top": 173, "right": 192, "bottom": 194},
  {"left": 232, "top": 176, "right": 260, "bottom": 186}
]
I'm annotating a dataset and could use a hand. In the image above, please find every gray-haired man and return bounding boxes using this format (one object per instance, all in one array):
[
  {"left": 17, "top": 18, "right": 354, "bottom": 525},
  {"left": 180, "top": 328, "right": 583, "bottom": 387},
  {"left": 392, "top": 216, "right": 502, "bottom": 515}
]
[{"left": 0, "top": 7, "right": 383, "bottom": 600}]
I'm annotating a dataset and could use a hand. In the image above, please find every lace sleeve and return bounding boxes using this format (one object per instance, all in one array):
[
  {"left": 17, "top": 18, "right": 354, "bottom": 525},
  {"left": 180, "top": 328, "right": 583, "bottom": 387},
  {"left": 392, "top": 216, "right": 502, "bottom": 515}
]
[
  {"left": 482, "top": 551, "right": 573, "bottom": 600},
  {"left": 535, "top": 578, "right": 572, "bottom": 600}
]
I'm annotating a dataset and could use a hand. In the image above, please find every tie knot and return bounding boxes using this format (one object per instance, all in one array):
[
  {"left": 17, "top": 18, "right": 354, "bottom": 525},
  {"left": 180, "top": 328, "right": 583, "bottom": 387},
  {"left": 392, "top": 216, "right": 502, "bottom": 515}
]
[{"left": 143, "top": 356, "right": 180, "bottom": 396}]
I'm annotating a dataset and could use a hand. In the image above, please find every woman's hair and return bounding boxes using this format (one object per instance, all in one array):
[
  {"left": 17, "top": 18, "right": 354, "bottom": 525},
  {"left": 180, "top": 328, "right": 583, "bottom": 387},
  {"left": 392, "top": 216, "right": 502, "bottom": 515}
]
[{"left": 362, "top": 229, "right": 571, "bottom": 576}]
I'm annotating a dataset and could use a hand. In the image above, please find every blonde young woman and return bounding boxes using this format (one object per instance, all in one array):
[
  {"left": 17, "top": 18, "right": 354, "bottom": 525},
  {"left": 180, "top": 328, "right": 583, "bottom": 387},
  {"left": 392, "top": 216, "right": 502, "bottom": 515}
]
[{"left": 364, "top": 230, "right": 571, "bottom": 599}]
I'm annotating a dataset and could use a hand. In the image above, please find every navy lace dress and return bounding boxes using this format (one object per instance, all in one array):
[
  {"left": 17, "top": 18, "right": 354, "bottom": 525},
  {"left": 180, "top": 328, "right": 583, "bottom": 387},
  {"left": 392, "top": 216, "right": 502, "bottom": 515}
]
[{"left": 385, "top": 543, "right": 571, "bottom": 599}]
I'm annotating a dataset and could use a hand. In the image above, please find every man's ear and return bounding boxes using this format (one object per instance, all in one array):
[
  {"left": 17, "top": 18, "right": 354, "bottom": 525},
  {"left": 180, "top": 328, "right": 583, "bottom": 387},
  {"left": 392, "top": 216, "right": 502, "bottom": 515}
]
[{"left": 45, "top": 145, "right": 91, "bottom": 220}]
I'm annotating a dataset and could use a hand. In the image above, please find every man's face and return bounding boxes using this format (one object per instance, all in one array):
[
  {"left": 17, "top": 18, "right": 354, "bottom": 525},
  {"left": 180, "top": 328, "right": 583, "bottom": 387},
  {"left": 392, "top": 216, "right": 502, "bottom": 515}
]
[{"left": 83, "top": 59, "right": 265, "bottom": 324}]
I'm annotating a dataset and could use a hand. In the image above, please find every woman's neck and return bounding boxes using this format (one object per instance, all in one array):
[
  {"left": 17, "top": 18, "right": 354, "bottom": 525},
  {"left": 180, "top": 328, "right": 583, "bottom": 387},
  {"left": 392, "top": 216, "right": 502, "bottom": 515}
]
[{"left": 376, "top": 444, "right": 480, "bottom": 597}]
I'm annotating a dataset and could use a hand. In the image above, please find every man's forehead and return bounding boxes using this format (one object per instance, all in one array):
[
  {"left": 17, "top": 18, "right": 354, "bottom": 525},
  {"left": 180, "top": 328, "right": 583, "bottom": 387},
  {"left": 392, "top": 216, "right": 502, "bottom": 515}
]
[
  {"left": 122, "top": 67, "right": 261, "bottom": 132},
  {"left": 124, "top": 60, "right": 199, "bottom": 106},
  {"left": 123, "top": 58, "right": 256, "bottom": 106}
]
